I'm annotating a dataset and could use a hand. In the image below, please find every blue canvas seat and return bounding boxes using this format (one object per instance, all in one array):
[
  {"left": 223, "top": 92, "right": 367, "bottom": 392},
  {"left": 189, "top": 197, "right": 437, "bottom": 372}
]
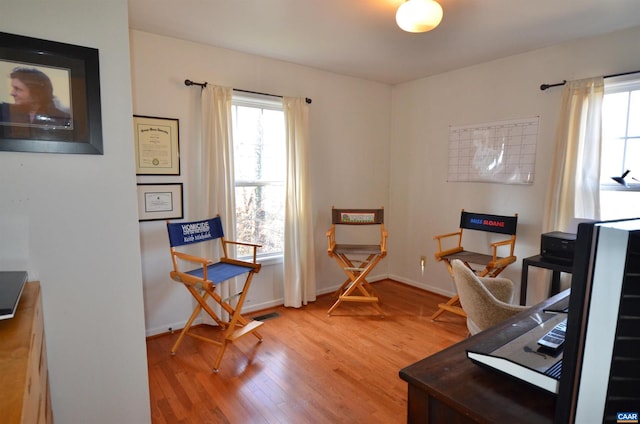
[{"left": 166, "top": 215, "right": 262, "bottom": 372}]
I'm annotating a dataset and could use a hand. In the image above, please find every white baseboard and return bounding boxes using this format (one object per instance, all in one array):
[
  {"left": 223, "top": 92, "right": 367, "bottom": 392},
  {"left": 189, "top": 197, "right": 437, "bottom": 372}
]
[{"left": 386, "top": 273, "right": 455, "bottom": 298}]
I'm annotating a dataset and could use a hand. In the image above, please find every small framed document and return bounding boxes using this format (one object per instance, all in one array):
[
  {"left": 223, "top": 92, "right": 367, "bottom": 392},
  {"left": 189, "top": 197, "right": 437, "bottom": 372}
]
[
  {"left": 133, "top": 115, "right": 180, "bottom": 175},
  {"left": 136, "top": 183, "right": 183, "bottom": 221}
]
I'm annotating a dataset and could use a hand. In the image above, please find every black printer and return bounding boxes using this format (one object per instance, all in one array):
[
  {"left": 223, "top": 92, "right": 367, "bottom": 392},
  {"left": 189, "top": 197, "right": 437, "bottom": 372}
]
[{"left": 541, "top": 231, "right": 576, "bottom": 264}]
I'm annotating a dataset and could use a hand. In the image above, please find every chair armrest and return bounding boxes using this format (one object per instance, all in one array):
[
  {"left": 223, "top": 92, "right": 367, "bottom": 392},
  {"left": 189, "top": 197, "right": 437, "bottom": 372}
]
[
  {"left": 433, "top": 231, "right": 463, "bottom": 259},
  {"left": 433, "top": 231, "right": 462, "bottom": 240},
  {"left": 490, "top": 239, "right": 514, "bottom": 247},
  {"left": 223, "top": 240, "right": 261, "bottom": 264},
  {"left": 172, "top": 251, "right": 213, "bottom": 266},
  {"left": 489, "top": 238, "right": 516, "bottom": 262},
  {"left": 378, "top": 223, "right": 388, "bottom": 254},
  {"left": 225, "top": 240, "right": 262, "bottom": 248},
  {"left": 220, "top": 257, "right": 262, "bottom": 272},
  {"left": 326, "top": 226, "right": 336, "bottom": 254}
]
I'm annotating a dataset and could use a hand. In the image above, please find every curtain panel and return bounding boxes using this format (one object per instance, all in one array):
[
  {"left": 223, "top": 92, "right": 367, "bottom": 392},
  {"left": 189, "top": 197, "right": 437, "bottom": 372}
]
[
  {"left": 283, "top": 97, "right": 317, "bottom": 307},
  {"left": 197, "top": 85, "right": 236, "bottom": 320},
  {"left": 543, "top": 77, "right": 604, "bottom": 233}
]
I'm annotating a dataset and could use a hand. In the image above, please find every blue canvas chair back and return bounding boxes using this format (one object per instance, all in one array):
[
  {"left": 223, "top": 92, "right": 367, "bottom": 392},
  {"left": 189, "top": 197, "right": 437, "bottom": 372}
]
[{"left": 167, "top": 217, "right": 224, "bottom": 247}]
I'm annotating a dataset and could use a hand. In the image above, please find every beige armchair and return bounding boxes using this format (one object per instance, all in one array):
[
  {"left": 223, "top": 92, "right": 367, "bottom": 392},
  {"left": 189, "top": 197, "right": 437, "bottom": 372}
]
[{"left": 451, "top": 259, "right": 528, "bottom": 335}]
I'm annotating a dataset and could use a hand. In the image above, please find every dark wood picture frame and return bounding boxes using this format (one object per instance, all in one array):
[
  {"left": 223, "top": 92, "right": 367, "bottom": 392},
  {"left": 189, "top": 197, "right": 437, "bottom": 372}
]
[{"left": 0, "top": 31, "right": 103, "bottom": 154}]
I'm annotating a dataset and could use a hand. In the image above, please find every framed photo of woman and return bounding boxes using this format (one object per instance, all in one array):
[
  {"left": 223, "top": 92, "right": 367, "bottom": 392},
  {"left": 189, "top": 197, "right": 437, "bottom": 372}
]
[{"left": 0, "top": 31, "right": 103, "bottom": 154}]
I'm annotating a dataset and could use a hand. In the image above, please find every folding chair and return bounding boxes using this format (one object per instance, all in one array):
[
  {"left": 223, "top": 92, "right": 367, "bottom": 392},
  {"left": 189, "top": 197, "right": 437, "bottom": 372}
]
[
  {"left": 166, "top": 216, "right": 263, "bottom": 373},
  {"left": 431, "top": 210, "right": 518, "bottom": 320},
  {"left": 326, "top": 207, "right": 387, "bottom": 316}
]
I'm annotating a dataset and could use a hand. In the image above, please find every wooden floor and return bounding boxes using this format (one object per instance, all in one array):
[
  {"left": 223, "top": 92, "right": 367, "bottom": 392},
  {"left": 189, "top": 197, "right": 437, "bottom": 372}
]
[{"left": 146, "top": 280, "right": 468, "bottom": 423}]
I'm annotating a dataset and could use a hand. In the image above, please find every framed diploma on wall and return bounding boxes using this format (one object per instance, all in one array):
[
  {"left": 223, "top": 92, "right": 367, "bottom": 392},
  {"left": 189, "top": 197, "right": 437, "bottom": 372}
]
[
  {"left": 133, "top": 115, "right": 180, "bottom": 175},
  {"left": 136, "top": 183, "right": 183, "bottom": 221}
]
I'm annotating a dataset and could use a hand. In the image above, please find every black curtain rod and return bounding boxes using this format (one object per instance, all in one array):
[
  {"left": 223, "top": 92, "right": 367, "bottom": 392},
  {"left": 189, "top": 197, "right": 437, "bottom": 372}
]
[
  {"left": 539, "top": 70, "right": 640, "bottom": 91},
  {"left": 184, "top": 79, "right": 312, "bottom": 104}
]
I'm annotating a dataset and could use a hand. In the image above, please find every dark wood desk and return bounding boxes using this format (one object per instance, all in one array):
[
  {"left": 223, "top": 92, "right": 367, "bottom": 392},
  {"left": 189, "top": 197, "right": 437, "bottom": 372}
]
[
  {"left": 399, "top": 291, "right": 568, "bottom": 424},
  {"left": 520, "top": 255, "right": 572, "bottom": 305}
]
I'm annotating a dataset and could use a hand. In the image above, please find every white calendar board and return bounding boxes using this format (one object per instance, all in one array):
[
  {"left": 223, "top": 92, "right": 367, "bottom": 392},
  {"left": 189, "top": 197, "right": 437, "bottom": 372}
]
[{"left": 448, "top": 117, "right": 539, "bottom": 184}]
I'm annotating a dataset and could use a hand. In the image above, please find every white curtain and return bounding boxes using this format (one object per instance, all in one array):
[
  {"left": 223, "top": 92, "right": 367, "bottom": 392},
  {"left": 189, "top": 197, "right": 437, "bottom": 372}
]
[
  {"left": 197, "top": 84, "right": 236, "bottom": 320},
  {"left": 543, "top": 77, "right": 604, "bottom": 233},
  {"left": 283, "top": 97, "right": 317, "bottom": 307}
]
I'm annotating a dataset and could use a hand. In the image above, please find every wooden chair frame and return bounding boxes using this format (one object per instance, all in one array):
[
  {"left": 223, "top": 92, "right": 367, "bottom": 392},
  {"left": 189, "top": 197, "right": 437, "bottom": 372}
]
[
  {"left": 432, "top": 210, "right": 518, "bottom": 320},
  {"left": 166, "top": 216, "right": 263, "bottom": 372},
  {"left": 326, "top": 207, "right": 387, "bottom": 316}
]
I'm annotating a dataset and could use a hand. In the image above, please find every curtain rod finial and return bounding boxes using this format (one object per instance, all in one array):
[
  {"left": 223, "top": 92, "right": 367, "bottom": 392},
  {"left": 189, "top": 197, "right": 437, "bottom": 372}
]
[{"left": 185, "top": 79, "right": 207, "bottom": 87}]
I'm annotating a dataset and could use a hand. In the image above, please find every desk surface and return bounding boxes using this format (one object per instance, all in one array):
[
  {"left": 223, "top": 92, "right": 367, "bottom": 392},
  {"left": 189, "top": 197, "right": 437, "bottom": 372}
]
[{"left": 399, "top": 291, "right": 568, "bottom": 423}]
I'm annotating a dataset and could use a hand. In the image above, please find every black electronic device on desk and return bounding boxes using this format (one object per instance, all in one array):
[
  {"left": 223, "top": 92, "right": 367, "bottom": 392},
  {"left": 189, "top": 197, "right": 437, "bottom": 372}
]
[
  {"left": 540, "top": 231, "right": 576, "bottom": 264},
  {"left": 466, "top": 293, "right": 570, "bottom": 394},
  {"left": 0, "top": 271, "right": 28, "bottom": 320}
]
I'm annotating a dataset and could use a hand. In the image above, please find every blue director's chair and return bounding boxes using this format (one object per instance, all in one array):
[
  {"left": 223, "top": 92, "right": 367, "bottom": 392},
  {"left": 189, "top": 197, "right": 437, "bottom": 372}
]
[{"left": 166, "top": 215, "right": 263, "bottom": 372}]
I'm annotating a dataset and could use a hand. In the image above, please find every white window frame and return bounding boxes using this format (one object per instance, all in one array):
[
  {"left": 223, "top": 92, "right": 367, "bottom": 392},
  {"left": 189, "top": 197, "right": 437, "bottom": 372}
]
[
  {"left": 231, "top": 91, "right": 285, "bottom": 264},
  {"left": 601, "top": 75, "right": 640, "bottom": 193}
]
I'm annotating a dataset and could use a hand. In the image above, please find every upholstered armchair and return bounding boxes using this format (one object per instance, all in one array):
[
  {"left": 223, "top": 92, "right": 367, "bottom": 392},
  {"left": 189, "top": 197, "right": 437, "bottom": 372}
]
[{"left": 451, "top": 259, "right": 528, "bottom": 335}]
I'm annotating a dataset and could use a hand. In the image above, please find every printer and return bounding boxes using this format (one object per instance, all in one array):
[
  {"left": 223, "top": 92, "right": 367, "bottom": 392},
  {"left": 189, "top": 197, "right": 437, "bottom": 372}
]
[{"left": 540, "top": 231, "right": 576, "bottom": 264}]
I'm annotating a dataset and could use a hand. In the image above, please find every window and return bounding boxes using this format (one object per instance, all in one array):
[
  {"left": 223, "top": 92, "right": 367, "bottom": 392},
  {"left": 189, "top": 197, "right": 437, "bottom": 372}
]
[
  {"left": 600, "top": 76, "right": 640, "bottom": 220},
  {"left": 231, "top": 93, "right": 286, "bottom": 258}
]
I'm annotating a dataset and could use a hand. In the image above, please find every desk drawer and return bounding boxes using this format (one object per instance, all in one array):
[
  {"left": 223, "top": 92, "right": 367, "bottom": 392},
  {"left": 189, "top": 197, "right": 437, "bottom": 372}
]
[{"left": 0, "top": 282, "right": 52, "bottom": 424}]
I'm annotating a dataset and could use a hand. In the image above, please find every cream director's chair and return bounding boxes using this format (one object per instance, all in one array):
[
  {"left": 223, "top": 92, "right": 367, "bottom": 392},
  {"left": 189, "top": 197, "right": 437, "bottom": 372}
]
[
  {"left": 166, "top": 215, "right": 263, "bottom": 372},
  {"left": 432, "top": 210, "right": 518, "bottom": 320},
  {"left": 326, "top": 207, "right": 387, "bottom": 316}
]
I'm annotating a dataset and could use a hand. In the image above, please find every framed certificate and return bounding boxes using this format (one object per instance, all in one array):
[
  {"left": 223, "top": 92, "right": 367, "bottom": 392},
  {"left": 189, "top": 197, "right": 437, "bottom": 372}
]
[
  {"left": 136, "top": 183, "right": 183, "bottom": 221},
  {"left": 133, "top": 115, "right": 180, "bottom": 175}
]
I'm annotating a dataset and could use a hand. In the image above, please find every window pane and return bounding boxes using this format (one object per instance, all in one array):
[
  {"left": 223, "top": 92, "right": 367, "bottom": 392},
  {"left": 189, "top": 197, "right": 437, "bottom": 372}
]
[
  {"left": 233, "top": 106, "right": 285, "bottom": 183},
  {"left": 602, "top": 92, "right": 629, "bottom": 139},
  {"left": 235, "top": 184, "right": 285, "bottom": 256},
  {"left": 232, "top": 97, "right": 285, "bottom": 258},
  {"left": 601, "top": 80, "right": 640, "bottom": 221},
  {"left": 234, "top": 105, "right": 263, "bottom": 182},
  {"left": 600, "top": 137, "right": 625, "bottom": 184},
  {"left": 260, "top": 109, "right": 286, "bottom": 181},
  {"left": 625, "top": 138, "right": 640, "bottom": 171},
  {"left": 628, "top": 90, "right": 640, "bottom": 137}
]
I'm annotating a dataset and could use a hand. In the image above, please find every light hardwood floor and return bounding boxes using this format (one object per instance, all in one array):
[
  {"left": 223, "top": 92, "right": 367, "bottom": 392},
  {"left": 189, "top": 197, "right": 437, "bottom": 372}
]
[{"left": 146, "top": 280, "right": 468, "bottom": 423}]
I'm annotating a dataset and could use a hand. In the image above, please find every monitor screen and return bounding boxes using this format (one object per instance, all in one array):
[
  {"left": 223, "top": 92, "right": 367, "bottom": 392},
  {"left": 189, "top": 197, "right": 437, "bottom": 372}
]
[{"left": 0, "top": 271, "right": 28, "bottom": 320}]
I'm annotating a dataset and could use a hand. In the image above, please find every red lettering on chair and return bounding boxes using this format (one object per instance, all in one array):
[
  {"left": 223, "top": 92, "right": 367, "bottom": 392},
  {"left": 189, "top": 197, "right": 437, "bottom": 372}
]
[{"left": 483, "top": 220, "right": 505, "bottom": 227}]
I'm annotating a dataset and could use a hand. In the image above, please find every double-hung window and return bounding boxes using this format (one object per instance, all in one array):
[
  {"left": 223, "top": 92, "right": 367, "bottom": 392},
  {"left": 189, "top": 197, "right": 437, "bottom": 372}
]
[
  {"left": 231, "top": 93, "right": 286, "bottom": 259},
  {"left": 600, "top": 76, "right": 640, "bottom": 220}
]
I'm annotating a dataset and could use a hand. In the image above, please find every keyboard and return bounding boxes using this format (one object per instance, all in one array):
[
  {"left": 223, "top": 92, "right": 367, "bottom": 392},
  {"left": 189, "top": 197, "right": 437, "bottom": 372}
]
[{"left": 537, "top": 319, "right": 567, "bottom": 352}]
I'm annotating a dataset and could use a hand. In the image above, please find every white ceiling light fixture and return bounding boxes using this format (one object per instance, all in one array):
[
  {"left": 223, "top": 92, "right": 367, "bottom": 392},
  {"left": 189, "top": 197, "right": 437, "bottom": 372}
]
[{"left": 396, "top": 0, "right": 443, "bottom": 33}]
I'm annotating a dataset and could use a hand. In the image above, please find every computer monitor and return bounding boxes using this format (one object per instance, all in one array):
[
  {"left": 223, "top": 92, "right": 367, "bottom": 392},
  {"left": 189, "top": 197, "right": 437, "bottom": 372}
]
[
  {"left": 555, "top": 219, "right": 640, "bottom": 423},
  {"left": 0, "top": 271, "right": 28, "bottom": 320}
]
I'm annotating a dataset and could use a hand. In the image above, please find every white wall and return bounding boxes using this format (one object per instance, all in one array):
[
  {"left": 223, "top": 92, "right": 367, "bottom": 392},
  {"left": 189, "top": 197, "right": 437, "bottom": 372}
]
[
  {"left": 1, "top": 2, "right": 150, "bottom": 423},
  {"left": 133, "top": 26, "right": 640, "bottom": 336},
  {"left": 129, "top": 31, "right": 392, "bottom": 336},
  {"left": 389, "top": 26, "right": 640, "bottom": 305}
]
